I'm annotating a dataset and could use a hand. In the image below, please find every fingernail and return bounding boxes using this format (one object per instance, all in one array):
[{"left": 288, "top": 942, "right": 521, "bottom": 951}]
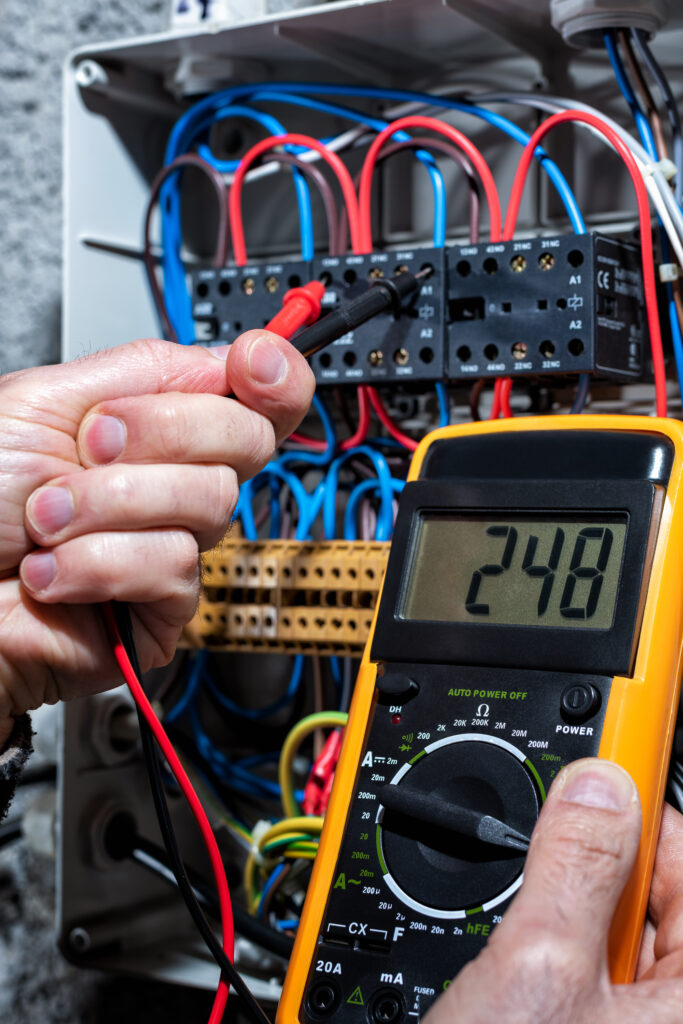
[
  {"left": 21, "top": 552, "right": 57, "bottom": 592},
  {"left": 27, "top": 486, "right": 74, "bottom": 535},
  {"left": 247, "top": 336, "right": 287, "bottom": 385},
  {"left": 81, "top": 415, "right": 126, "bottom": 464},
  {"left": 559, "top": 760, "right": 635, "bottom": 812}
]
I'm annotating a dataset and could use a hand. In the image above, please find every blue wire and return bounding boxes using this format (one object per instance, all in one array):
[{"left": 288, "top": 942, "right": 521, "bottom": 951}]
[
  {"left": 165, "top": 83, "right": 582, "bottom": 230},
  {"left": 237, "top": 462, "right": 315, "bottom": 541},
  {"left": 279, "top": 392, "right": 337, "bottom": 468},
  {"left": 258, "top": 863, "right": 288, "bottom": 919},
  {"left": 193, "top": 105, "right": 315, "bottom": 259},
  {"left": 188, "top": 83, "right": 585, "bottom": 233},
  {"left": 160, "top": 105, "right": 315, "bottom": 343},
  {"left": 323, "top": 445, "right": 395, "bottom": 541},
  {"left": 207, "top": 655, "right": 304, "bottom": 720},
  {"left": 343, "top": 477, "right": 405, "bottom": 541},
  {"left": 275, "top": 920, "right": 300, "bottom": 931},
  {"left": 604, "top": 33, "right": 658, "bottom": 161},
  {"left": 329, "top": 656, "right": 342, "bottom": 687},
  {"left": 605, "top": 31, "right": 683, "bottom": 403},
  {"left": 244, "top": 90, "right": 447, "bottom": 247},
  {"left": 164, "top": 650, "right": 207, "bottom": 726},
  {"left": 435, "top": 380, "right": 449, "bottom": 427},
  {"left": 160, "top": 82, "right": 584, "bottom": 342}
]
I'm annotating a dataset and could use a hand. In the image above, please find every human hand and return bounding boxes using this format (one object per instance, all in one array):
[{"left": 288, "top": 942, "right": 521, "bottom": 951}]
[
  {"left": 0, "top": 333, "right": 315, "bottom": 746},
  {"left": 424, "top": 758, "right": 683, "bottom": 1024}
]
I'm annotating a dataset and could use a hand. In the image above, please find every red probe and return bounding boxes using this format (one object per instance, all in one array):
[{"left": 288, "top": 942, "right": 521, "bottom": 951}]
[{"left": 265, "top": 280, "right": 325, "bottom": 337}]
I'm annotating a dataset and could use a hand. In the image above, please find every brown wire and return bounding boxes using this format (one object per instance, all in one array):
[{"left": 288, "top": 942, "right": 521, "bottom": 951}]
[
  {"left": 312, "top": 654, "right": 324, "bottom": 759},
  {"left": 262, "top": 152, "right": 341, "bottom": 255},
  {"left": 469, "top": 379, "right": 485, "bottom": 421},
  {"left": 338, "top": 136, "right": 481, "bottom": 252},
  {"left": 143, "top": 153, "right": 230, "bottom": 343},
  {"left": 618, "top": 30, "right": 670, "bottom": 160}
]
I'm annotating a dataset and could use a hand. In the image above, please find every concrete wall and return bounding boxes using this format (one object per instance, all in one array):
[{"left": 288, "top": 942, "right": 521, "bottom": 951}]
[{"left": 0, "top": 1, "right": 168, "bottom": 375}]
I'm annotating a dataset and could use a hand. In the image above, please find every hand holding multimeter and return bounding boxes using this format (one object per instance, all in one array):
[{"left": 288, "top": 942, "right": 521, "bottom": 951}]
[
  {"left": 423, "top": 765, "right": 683, "bottom": 1024},
  {"left": 279, "top": 416, "right": 683, "bottom": 1024}
]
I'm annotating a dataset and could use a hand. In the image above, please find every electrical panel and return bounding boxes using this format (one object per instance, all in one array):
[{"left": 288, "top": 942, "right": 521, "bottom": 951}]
[
  {"left": 447, "top": 233, "right": 648, "bottom": 380},
  {"left": 58, "top": 0, "right": 683, "bottom": 1013}
]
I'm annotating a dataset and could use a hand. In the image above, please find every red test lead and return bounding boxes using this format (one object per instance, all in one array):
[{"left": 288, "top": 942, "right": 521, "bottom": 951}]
[{"left": 266, "top": 281, "right": 325, "bottom": 338}]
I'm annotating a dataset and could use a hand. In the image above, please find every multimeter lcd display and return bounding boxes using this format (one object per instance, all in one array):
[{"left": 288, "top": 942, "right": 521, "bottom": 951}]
[{"left": 401, "top": 513, "right": 628, "bottom": 629}]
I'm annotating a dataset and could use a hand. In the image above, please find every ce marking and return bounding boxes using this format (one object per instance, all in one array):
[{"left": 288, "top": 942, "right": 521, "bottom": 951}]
[{"left": 597, "top": 269, "right": 611, "bottom": 289}]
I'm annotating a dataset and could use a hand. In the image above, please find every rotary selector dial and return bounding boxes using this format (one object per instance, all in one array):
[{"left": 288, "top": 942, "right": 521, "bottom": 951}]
[{"left": 376, "top": 734, "right": 541, "bottom": 918}]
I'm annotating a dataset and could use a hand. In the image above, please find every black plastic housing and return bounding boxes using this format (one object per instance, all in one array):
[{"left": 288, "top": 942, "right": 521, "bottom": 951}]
[
  {"left": 189, "top": 234, "right": 648, "bottom": 386},
  {"left": 309, "top": 247, "right": 446, "bottom": 386},
  {"left": 447, "top": 233, "right": 648, "bottom": 381}
]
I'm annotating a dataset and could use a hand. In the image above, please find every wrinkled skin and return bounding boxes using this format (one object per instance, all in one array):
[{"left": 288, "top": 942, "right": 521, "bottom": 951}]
[
  {"left": 425, "top": 759, "right": 683, "bottom": 1024},
  {"left": 0, "top": 332, "right": 314, "bottom": 746}
]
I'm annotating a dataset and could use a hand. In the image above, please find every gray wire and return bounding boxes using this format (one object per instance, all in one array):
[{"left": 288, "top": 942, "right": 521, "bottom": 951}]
[{"left": 470, "top": 89, "right": 683, "bottom": 266}]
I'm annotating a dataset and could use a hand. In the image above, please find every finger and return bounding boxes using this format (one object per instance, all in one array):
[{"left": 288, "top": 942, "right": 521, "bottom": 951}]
[
  {"left": 654, "top": 891, "right": 683, "bottom": 964},
  {"left": 25, "top": 463, "right": 238, "bottom": 553},
  {"left": 77, "top": 391, "right": 279, "bottom": 481},
  {"left": 18, "top": 530, "right": 200, "bottom": 616},
  {"left": 489, "top": 759, "right": 641, "bottom": 979},
  {"left": 0, "top": 583, "right": 188, "bottom": 718},
  {"left": 648, "top": 803, "right": 683, "bottom": 928},
  {"left": 225, "top": 330, "right": 316, "bottom": 444},
  {"left": 76, "top": 332, "right": 315, "bottom": 471},
  {"left": 2, "top": 338, "right": 233, "bottom": 429}
]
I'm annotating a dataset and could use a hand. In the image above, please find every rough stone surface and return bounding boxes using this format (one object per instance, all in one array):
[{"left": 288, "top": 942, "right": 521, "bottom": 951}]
[{"left": 0, "top": 1, "right": 167, "bottom": 376}]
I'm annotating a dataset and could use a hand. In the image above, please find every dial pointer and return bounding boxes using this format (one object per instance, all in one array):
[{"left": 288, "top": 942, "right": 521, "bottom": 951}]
[{"left": 378, "top": 784, "right": 530, "bottom": 852}]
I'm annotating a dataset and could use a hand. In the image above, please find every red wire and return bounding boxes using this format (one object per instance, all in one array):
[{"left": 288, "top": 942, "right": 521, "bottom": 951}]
[
  {"left": 504, "top": 109, "right": 667, "bottom": 418},
  {"left": 288, "top": 430, "right": 328, "bottom": 450},
  {"left": 357, "top": 115, "right": 502, "bottom": 251},
  {"left": 340, "top": 385, "right": 372, "bottom": 450},
  {"left": 499, "top": 377, "right": 513, "bottom": 418},
  {"left": 103, "top": 603, "right": 234, "bottom": 1024},
  {"left": 491, "top": 378, "right": 501, "bottom": 417},
  {"left": 229, "top": 134, "right": 362, "bottom": 264},
  {"left": 366, "top": 386, "right": 419, "bottom": 451},
  {"left": 489, "top": 378, "right": 513, "bottom": 419}
]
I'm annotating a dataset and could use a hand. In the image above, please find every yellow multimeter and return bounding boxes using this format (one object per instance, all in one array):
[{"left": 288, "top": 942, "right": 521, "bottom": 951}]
[{"left": 278, "top": 415, "right": 683, "bottom": 1024}]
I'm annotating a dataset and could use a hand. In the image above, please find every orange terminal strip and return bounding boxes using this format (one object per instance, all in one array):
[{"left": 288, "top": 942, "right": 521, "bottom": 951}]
[{"left": 181, "top": 539, "right": 390, "bottom": 654}]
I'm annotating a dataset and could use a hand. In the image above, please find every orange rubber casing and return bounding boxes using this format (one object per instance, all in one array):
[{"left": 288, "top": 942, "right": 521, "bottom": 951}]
[{"left": 278, "top": 415, "right": 683, "bottom": 1022}]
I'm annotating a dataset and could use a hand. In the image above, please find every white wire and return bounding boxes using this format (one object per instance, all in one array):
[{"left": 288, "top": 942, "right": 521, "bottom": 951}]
[
  {"left": 470, "top": 91, "right": 683, "bottom": 267},
  {"left": 219, "top": 126, "right": 368, "bottom": 186},
  {"left": 380, "top": 87, "right": 683, "bottom": 266}
]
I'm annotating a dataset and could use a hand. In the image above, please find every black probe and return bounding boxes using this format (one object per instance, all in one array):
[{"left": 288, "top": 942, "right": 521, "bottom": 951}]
[{"left": 292, "top": 267, "right": 432, "bottom": 359}]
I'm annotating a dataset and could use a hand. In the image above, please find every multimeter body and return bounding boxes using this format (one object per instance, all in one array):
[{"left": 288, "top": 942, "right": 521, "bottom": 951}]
[{"left": 278, "top": 416, "right": 683, "bottom": 1024}]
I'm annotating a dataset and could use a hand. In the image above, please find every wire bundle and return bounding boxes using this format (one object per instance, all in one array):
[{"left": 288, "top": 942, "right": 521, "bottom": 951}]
[{"left": 127, "top": 63, "right": 683, "bottom": 1022}]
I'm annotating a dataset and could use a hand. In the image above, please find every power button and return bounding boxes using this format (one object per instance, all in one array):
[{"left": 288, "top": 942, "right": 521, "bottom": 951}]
[{"left": 560, "top": 683, "right": 601, "bottom": 724}]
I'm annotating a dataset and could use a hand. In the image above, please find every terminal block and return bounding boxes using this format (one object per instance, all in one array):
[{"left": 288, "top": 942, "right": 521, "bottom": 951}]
[
  {"left": 447, "top": 233, "right": 648, "bottom": 381},
  {"left": 191, "top": 259, "right": 309, "bottom": 343},
  {"left": 309, "top": 247, "right": 446, "bottom": 386},
  {"left": 190, "top": 248, "right": 446, "bottom": 383},
  {"left": 182, "top": 540, "right": 390, "bottom": 654}
]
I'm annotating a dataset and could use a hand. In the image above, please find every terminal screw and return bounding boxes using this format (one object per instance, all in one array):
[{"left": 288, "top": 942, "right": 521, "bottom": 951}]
[
  {"left": 369, "top": 350, "right": 384, "bottom": 366},
  {"left": 511, "top": 342, "right": 528, "bottom": 360},
  {"left": 369, "top": 267, "right": 385, "bottom": 280},
  {"left": 264, "top": 275, "right": 279, "bottom": 294},
  {"left": 394, "top": 348, "right": 409, "bottom": 366},
  {"left": 538, "top": 252, "right": 555, "bottom": 270},
  {"left": 510, "top": 255, "right": 527, "bottom": 273},
  {"left": 241, "top": 276, "right": 256, "bottom": 295}
]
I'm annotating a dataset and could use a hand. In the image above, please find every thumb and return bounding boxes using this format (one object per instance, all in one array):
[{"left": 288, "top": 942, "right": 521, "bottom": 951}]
[{"left": 495, "top": 758, "right": 641, "bottom": 977}]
